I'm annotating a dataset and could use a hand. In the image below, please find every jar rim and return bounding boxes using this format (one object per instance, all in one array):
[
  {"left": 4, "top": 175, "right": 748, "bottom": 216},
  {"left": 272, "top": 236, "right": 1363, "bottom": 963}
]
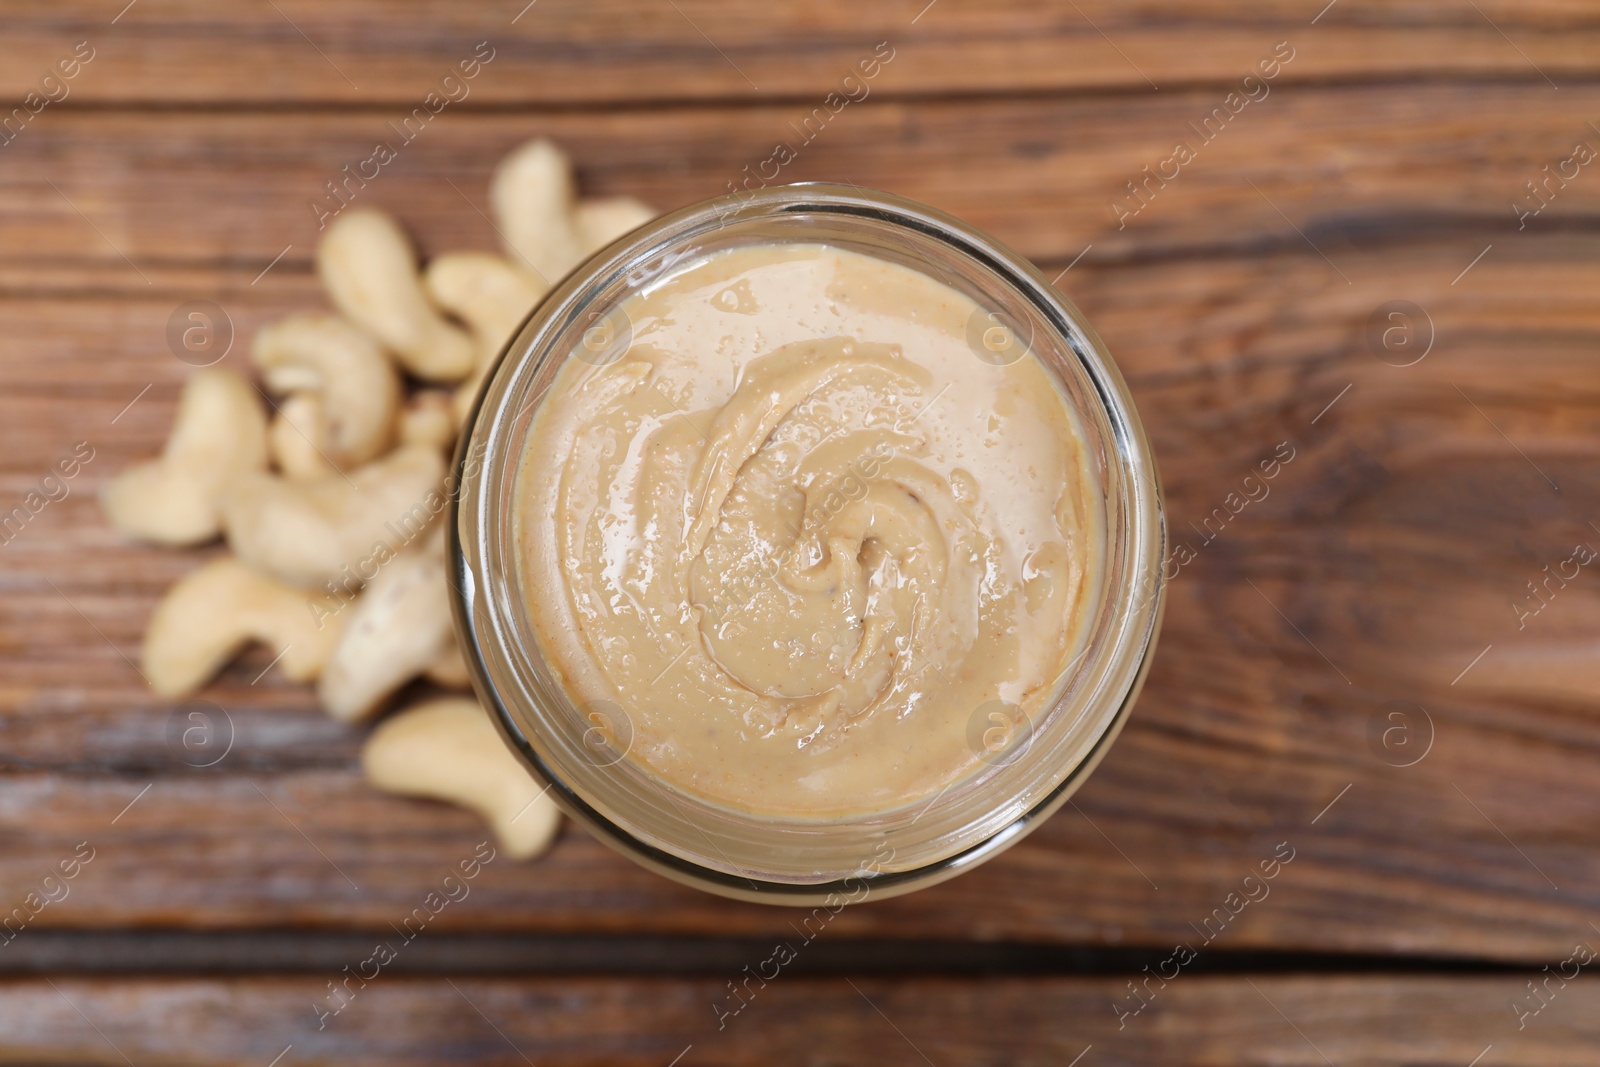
[{"left": 449, "top": 182, "right": 1166, "bottom": 905}]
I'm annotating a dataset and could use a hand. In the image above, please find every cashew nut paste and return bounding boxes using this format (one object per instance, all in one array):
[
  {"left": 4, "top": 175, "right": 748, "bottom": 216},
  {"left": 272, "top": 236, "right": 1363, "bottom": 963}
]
[{"left": 514, "top": 243, "right": 1102, "bottom": 818}]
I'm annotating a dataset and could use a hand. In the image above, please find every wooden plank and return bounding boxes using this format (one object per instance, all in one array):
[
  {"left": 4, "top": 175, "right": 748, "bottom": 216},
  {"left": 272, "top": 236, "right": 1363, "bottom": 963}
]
[
  {"left": 0, "top": 84, "right": 1597, "bottom": 284},
  {"left": 0, "top": 928, "right": 1320, "bottom": 974},
  {"left": 2, "top": 233, "right": 1597, "bottom": 957},
  {"left": 0, "top": 1, "right": 1595, "bottom": 106},
  {"left": 0, "top": 975, "right": 1594, "bottom": 1066}
]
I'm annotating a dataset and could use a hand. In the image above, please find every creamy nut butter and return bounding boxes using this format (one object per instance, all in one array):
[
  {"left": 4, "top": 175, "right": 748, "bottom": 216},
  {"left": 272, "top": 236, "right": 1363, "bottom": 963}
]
[{"left": 514, "top": 243, "right": 1102, "bottom": 818}]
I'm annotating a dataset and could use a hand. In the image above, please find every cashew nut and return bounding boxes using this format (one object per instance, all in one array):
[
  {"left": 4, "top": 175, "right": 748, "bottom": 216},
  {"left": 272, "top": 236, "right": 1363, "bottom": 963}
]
[
  {"left": 575, "top": 197, "right": 656, "bottom": 255},
  {"left": 423, "top": 252, "right": 547, "bottom": 423},
  {"left": 268, "top": 393, "right": 336, "bottom": 481},
  {"left": 318, "top": 209, "right": 476, "bottom": 382},
  {"left": 220, "top": 444, "right": 445, "bottom": 586},
  {"left": 316, "top": 542, "right": 453, "bottom": 722},
  {"left": 253, "top": 313, "right": 402, "bottom": 466},
  {"left": 363, "top": 697, "right": 560, "bottom": 860},
  {"left": 103, "top": 368, "right": 270, "bottom": 546},
  {"left": 113, "top": 138, "right": 642, "bottom": 869},
  {"left": 490, "top": 139, "right": 586, "bottom": 285},
  {"left": 142, "top": 556, "right": 345, "bottom": 697}
]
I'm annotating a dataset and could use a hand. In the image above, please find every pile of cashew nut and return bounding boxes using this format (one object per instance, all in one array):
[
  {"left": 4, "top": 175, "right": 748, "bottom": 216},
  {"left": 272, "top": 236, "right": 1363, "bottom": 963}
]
[{"left": 102, "top": 140, "right": 654, "bottom": 861}]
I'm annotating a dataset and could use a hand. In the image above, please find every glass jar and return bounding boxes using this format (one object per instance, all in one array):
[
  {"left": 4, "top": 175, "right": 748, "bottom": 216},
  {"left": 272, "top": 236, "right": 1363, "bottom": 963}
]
[{"left": 450, "top": 183, "right": 1165, "bottom": 905}]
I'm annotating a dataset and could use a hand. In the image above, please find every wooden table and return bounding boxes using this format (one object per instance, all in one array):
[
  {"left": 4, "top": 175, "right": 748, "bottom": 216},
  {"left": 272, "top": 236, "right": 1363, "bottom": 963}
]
[{"left": 2, "top": 2, "right": 1598, "bottom": 1062}]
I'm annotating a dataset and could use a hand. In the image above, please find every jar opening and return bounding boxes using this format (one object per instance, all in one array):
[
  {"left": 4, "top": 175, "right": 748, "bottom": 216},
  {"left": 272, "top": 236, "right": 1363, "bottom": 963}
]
[{"left": 451, "top": 184, "right": 1165, "bottom": 904}]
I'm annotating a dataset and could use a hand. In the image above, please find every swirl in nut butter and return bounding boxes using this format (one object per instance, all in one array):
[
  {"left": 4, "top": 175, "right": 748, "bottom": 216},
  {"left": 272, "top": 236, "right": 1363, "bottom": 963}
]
[{"left": 515, "top": 244, "right": 1102, "bottom": 818}]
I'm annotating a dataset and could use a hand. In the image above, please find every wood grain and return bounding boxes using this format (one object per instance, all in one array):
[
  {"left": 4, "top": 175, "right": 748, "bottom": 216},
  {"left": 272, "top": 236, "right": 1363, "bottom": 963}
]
[
  {"left": 2, "top": 18, "right": 1598, "bottom": 1067},
  {"left": 2, "top": 229, "right": 1596, "bottom": 958},
  {"left": 0, "top": 1, "right": 1595, "bottom": 106},
  {"left": 2, "top": 975, "right": 1595, "bottom": 1066},
  {"left": 4, "top": 85, "right": 1600, "bottom": 281}
]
